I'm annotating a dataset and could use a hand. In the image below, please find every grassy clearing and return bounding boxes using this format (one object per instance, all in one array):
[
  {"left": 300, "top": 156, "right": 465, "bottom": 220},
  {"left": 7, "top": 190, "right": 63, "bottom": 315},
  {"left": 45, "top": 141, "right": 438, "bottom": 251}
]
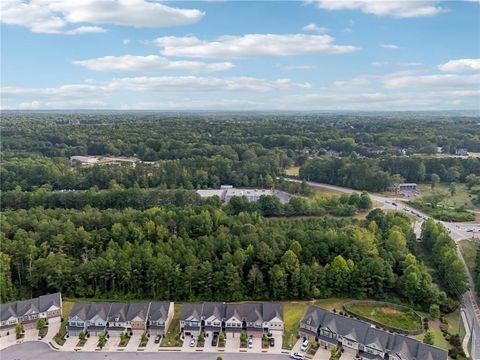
[
  {"left": 459, "top": 239, "right": 479, "bottom": 275},
  {"left": 312, "top": 187, "right": 345, "bottom": 197},
  {"left": 315, "top": 298, "right": 351, "bottom": 312},
  {"left": 282, "top": 302, "right": 310, "bottom": 350},
  {"left": 344, "top": 302, "right": 422, "bottom": 332},
  {"left": 414, "top": 320, "right": 450, "bottom": 350},
  {"left": 417, "top": 183, "right": 478, "bottom": 211},
  {"left": 444, "top": 310, "right": 460, "bottom": 335},
  {"left": 161, "top": 303, "right": 182, "bottom": 347},
  {"left": 285, "top": 166, "right": 300, "bottom": 177}
]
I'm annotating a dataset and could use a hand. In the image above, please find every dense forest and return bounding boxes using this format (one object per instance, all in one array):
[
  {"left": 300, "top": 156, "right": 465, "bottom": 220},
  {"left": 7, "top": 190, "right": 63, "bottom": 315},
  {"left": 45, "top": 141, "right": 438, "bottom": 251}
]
[
  {"left": 1, "top": 112, "right": 479, "bottom": 193},
  {"left": 0, "top": 204, "right": 465, "bottom": 312}
]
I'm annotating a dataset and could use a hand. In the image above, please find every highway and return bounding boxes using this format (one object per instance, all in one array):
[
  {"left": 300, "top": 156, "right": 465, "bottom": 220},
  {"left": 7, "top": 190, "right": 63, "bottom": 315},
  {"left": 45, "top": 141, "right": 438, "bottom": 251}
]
[{"left": 284, "top": 178, "right": 480, "bottom": 359}]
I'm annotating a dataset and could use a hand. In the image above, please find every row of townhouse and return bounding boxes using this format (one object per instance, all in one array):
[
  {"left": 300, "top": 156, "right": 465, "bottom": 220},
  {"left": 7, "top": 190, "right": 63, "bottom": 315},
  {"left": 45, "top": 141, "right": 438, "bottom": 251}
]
[
  {"left": 299, "top": 305, "right": 447, "bottom": 360},
  {"left": 180, "top": 302, "right": 283, "bottom": 336},
  {"left": 0, "top": 293, "right": 62, "bottom": 336},
  {"left": 67, "top": 302, "right": 173, "bottom": 337}
]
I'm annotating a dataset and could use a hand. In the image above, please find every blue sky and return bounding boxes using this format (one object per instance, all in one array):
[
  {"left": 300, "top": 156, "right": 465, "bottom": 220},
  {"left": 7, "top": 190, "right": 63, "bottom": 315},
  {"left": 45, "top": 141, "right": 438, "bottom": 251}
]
[{"left": 1, "top": 0, "right": 479, "bottom": 110}]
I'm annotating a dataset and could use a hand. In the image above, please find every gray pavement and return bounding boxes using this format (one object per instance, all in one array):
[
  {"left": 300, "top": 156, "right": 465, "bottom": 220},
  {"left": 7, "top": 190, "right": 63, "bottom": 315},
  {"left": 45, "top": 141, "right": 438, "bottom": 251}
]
[{"left": 1, "top": 341, "right": 289, "bottom": 360}]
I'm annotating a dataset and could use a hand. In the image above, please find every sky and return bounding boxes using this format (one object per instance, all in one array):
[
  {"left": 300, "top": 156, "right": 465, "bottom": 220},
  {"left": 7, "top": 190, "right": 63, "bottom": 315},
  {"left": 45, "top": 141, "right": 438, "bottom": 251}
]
[{"left": 1, "top": 0, "right": 479, "bottom": 111}]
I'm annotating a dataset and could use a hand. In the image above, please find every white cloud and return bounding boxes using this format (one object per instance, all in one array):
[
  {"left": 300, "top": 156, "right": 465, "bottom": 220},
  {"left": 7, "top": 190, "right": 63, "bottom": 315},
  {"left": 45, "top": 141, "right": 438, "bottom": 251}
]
[
  {"left": 372, "top": 61, "right": 389, "bottom": 67},
  {"left": 2, "top": 76, "right": 312, "bottom": 103},
  {"left": 64, "top": 26, "right": 106, "bottom": 35},
  {"left": 276, "top": 64, "right": 317, "bottom": 70},
  {"left": 73, "top": 55, "right": 235, "bottom": 73},
  {"left": 153, "top": 34, "right": 360, "bottom": 58},
  {"left": 397, "top": 62, "right": 423, "bottom": 67},
  {"left": 381, "top": 44, "right": 399, "bottom": 49},
  {"left": 438, "top": 59, "right": 480, "bottom": 73},
  {"left": 123, "top": 39, "right": 130, "bottom": 45},
  {"left": 1, "top": 0, "right": 204, "bottom": 34},
  {"left": 302, "top": 23, "right": 329, "bottom": 33},
  {"left": 333, "top": 75, "right": 372, "bottom": 88},
  {"left": 308, "top": 0, "right": 447, "bottom": 18},
  {"left": 382, "top": 72, "right": 480, "bottom": 89}
]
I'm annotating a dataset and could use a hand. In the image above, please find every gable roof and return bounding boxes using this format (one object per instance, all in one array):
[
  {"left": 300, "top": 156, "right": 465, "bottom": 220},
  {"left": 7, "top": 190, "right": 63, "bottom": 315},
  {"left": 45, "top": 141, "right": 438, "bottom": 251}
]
[
  {"left": 69, "top": 303, "right": 90, "bottom": 322},
  {"left": 107, "top": 303, "right": 128, "bottom": 323},
  {"left": 16, "top": 299, "right": 40, "bottom": 317},
  {"left": 263, "top": 302, "right": 283, "bottom": 322},
  {"left": 127, "top": 302, "right": 150, "bottom": 322},
  {"left": 181, "top": 303, "right": 203, "bottom": 322},
  {"left": 0, "top": 302, "right": 17, "bottom": 322},
  {"left": 202, "top": 302, "right": 225, "bottom": 321},
  {"left": 86, "top": 303, "right": 111, "bottom": 321},
  {"left": 38, "top": 293, "right": 61, "bottom": 312}
]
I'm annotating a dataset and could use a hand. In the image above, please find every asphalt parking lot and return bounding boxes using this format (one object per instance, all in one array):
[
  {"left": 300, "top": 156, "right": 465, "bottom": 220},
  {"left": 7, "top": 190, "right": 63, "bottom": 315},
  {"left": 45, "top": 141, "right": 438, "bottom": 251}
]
[{"left": 1, "top": 341, "right": 290, "bottom": 360}]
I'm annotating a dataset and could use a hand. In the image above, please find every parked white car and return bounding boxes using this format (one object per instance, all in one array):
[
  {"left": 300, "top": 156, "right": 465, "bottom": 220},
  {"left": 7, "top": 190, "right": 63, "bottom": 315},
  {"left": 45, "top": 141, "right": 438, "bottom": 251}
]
[
  {"left": 300, "top": 339, "right": 309, "bottom": 352},
  {"left": 290, "top": 352, "right": 305, "bottom": 360},
  {"left": 189, "top": 338, "right": 196, "bottom": 347}
]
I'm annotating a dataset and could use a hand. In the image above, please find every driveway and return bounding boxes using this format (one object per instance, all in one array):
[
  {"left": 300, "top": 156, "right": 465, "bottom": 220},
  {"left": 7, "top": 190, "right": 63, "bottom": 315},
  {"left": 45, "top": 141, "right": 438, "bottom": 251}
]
[
  {"left": 269, "top": 334, "right": 282, "bottom": 353},
  {"left": 125, "top": 333, "right": 142, "bottom": 351},
  {"left": 225, "top": 332, "right": 240, "bottom": 352},
  {"left": 82, "top": 335, "right": 99, "bottom": 351},
  {"left": 24, "top": 328, "right": 39, "bottom": 342},
  {"left": 313, "top": 347, "right": 332, "bottom": 360},
  {"left": 103, "top": 335, "right": 120, "bottom": 351},
  {"left": 62, "top": 336, "right": 80, "bottom": 351},
  {"left": 181, "top": 335, "right": 196, "bottom": 352},
  {"left": 202, "top": 331, "right": 218, "bottom": 352},
  {"left": 43, "top": 317, "right": 61, "bottom": 342}
]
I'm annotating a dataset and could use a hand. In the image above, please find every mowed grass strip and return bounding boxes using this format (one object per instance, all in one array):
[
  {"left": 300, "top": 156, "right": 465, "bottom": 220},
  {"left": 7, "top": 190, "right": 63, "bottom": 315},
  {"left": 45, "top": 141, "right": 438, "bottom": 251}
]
[{"left": 344, "top": 303, "right": 422, "bottom": 331}]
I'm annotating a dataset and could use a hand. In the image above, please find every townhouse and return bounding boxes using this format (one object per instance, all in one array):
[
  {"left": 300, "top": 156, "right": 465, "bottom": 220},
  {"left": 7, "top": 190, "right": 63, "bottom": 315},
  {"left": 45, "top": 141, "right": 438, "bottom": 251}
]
[
  {"left": 180, "top": 302, "right": 283, "bottom": 337},
  {"left": 299, "top": 305, "right": 447, "bottom": 360},
  {"left": 0, "top": 293, "right": 62, "bottom": 336},
  {"left": 147, "top": 302, "right": 174, "bottom": 336},
  {"left": 67, "top": 301, "right": 173, "bottom": 337}
]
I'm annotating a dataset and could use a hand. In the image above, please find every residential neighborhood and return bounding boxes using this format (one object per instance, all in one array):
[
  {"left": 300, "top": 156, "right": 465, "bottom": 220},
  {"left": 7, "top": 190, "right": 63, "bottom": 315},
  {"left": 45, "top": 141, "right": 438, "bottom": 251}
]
[
  {"left": 299, "top": 305, "right": 447, "bottom": 360},
  {"left": 67, "top": 301, "right": 173, "bottom": 337},
  {"left": 0, "top": 295, "right": 451, "bottom": 360},
  {"left": 180, "top": 301, "right": 283, "bottom": 340}
]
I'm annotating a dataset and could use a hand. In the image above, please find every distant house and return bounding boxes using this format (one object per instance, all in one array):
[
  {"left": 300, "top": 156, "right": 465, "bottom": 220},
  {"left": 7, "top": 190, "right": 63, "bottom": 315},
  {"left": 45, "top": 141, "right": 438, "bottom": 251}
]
[
  {"left": 196, "top": 186, "right": 288, "bottom": 203},
  {"left": 147, "top": 302, "right": 173, "bottom": 335},
  {"left": 393, "top": 183, "right": 418, "bottom": 193},
  {"left": 0, "top": 293, "right": 62, "bottom": 336},
  {"left": 180, "top": 302, "right": 283, "bottom": 337},
  {"left": 299, "top": 305, "right": 447, "bottom": 360},
  {"left": 455, "top": 148, "right": 469, "bottom": 156},
  {"left": 70, "top": 155, "right": 98, "bottom": 164}
]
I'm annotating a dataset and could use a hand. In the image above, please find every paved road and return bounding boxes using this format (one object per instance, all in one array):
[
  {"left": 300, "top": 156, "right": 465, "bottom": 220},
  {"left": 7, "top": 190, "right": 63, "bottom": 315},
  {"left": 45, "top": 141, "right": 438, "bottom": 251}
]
[
  {"left": 1, "top": 342, "right": 289, "bottom": 360},
  {"left": 283, "top": 178, "right": 480, "bottom": 359}
]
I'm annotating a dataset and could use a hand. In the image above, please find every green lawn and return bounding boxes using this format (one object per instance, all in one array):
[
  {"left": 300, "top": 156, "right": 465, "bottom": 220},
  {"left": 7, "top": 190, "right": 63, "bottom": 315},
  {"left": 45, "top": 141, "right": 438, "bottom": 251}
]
[
  {"left": 315, "top": 298, "right": 351, "bottom": 312},
  {"left": 344, "top": 302, "right": 422, "bottom": 332},
  {"left": 285, "top": 166, "right": 300, "bottom": 177},
  {"left": 282, "top": 302, "right": 309, "bottom": 350},
  {"left": 444, "top": 310, "right": 460, "bottom": 335},
  {"left": 459, "top": 239, "right": 479, "bottom": 275},
  {"left": 417, "top": 183, "right": 478, "bottom": 211},
  {"left": 160, "top": 303, "right": 182, "bottom": 347}
]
